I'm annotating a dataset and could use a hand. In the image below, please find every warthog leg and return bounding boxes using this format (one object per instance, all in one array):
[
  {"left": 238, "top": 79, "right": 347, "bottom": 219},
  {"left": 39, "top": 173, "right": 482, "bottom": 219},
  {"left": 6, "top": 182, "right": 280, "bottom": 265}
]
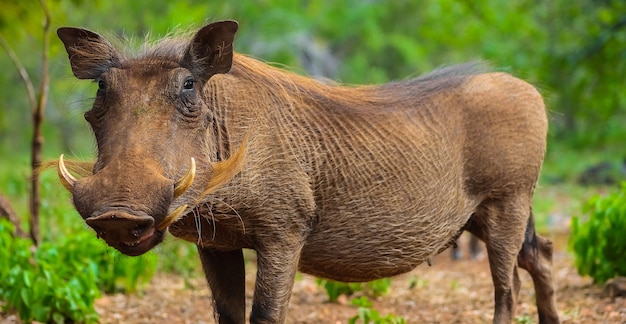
[
  {"left": 467, "top": 195, "right": 533, "bottom": 323},
  {"left": 197, "top": 247, "right": 246, "bottom": 324},
  {"left": 469, "top": 200, "right": 560, "bottom": 324},
  {"left": 517, "top": 213, "right": 560, "bottom": 324},
  {"left": 250, "top": 241, "right": 304, "bottom": 323}
]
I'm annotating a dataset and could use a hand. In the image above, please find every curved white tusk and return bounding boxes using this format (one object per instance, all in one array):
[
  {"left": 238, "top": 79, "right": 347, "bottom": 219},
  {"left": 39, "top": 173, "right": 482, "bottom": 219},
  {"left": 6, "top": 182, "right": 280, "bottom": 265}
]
[
  {"left": 174, "top": 157, "right": 196, "bottom": 198},
  {"left": 157, "top": 204, "right": 187, "bottom": 231},
  {"left": 58, "top": 154, "right": 77, "bottom": 191}
]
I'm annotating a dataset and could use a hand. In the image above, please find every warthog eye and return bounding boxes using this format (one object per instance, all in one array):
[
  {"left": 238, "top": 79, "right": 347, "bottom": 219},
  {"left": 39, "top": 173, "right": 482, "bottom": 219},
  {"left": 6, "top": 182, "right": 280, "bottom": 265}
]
[{"left": 183, "top": 78, "right": 194, "bottom": 91}]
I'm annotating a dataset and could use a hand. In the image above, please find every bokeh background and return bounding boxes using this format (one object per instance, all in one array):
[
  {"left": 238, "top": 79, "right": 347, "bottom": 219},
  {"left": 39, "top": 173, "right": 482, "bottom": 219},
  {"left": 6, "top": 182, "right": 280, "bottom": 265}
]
[
  {"left": 0, "top": 1, "right": 625, "bottom": 322},
  {"left": 2, "top": 0, "right": 625, "bottom": 160}
]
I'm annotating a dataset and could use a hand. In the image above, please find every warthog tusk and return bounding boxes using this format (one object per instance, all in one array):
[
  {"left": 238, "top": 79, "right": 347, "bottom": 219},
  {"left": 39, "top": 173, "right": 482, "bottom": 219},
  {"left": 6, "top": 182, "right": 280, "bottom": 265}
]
[
  {"left": 157, "top": 204, "right": 188, "bottom": 231},
  {"left": 174, "top": 157, "right": 196, "bottom": 198},
  {"left": 199, "top": 135, "right": 248, "bottom": 198},
  {"left": 58, "top": 154, "right": 77, "bottom": 191}
]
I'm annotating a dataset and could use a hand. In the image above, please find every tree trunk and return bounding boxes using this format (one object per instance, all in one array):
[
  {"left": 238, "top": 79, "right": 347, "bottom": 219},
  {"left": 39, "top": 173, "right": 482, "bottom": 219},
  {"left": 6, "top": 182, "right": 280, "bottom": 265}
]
[{"left": 28, "top": 0, "right": 52, "bottom": 245}]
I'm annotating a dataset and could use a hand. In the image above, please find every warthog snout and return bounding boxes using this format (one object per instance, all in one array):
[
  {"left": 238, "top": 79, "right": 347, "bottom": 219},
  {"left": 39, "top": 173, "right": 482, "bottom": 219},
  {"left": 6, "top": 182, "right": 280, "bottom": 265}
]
[
  {"left": 54, "top": 136, "right": 246, "bottom": 256},
  {"left": 86, "top": 211, "right": 156, "bottom": 256},
  {"left": 57, "top": 155, "right": 196, "bottom": 256}
]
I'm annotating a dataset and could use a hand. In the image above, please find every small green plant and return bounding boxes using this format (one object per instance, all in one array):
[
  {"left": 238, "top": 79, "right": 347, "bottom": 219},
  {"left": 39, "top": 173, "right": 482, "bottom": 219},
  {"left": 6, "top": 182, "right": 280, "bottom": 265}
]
[
  {"left": 366, "top": 277, "right": 392, "bottom": 296},
  {"left": 0, "top": 219, "right": 157, "bottom": 323},
  {"left": 515, "top": 314, "right": 533, "bottom": 324},
  {"left": 0, "top": 219, "right": 100, "bottom": 323},
  {"left": 316, "top": 279, "right": 361, "bottom": 302},
  {"left": 316, "top": 278, "right": 392, "bottom": 302},
  {"left": 569, "top": 183, "right": 626, "bottom": 283},
  {"left": 349, "top": 296, "right": 406, "bottom": 324},
  {"left": 407, "top": 275, "right": 428, "bottom": 289}
]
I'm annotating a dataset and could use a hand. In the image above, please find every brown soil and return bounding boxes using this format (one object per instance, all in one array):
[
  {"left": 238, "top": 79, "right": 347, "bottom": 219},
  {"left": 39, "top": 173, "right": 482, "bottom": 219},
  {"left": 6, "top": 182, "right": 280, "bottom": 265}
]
[{"left": 84, "top": 232, "right": 624, "bottom": 323}]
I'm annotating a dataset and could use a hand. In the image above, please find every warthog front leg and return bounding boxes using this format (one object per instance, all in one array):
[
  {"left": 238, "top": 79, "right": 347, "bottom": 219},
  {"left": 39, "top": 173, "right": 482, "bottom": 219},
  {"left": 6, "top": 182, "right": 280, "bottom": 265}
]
[
  {"left": 250, "top": 241, "right": 304, "bottom": 324},
  {"left": 197, "top": 247, "right": 246, "bottom": 324}
]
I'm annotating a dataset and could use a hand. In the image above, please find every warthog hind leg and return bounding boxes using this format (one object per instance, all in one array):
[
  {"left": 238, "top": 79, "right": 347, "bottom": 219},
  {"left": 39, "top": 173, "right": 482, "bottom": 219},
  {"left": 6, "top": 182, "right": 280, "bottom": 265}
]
[
  {"left": 468, "top": 196, "right": 532, "bottom": 323},
  {"left": 469, "top": 200, "right": 560, "bottom": 324},
  {"left": 517, "top": 212, "right": 560, "bottom": 323}
]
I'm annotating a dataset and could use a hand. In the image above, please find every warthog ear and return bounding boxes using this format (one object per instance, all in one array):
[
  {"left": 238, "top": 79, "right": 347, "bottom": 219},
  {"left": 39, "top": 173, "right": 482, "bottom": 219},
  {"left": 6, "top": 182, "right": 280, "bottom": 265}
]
[
  {"left": 182, "top": 20, "right": 238, "bottom": 82},
  {"left": 57, "top": 27, "right": 121, "bottom": 80}
]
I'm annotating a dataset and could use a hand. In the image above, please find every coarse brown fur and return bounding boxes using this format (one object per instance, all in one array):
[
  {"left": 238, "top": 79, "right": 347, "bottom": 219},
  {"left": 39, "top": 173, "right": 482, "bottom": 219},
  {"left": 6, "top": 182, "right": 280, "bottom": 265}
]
[{"left": 55, "top": 21, "right": 559, "bottom": 323}]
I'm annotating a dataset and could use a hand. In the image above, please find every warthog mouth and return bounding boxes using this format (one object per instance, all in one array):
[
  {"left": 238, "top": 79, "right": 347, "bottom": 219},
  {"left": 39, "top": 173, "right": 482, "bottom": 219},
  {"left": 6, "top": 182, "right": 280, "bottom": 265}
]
[
  {"left": 87, "top": 205, "right": 191, "bottom": 256},
  {"left": 113, "top": 226, "right": 160, "bottom": 256}
]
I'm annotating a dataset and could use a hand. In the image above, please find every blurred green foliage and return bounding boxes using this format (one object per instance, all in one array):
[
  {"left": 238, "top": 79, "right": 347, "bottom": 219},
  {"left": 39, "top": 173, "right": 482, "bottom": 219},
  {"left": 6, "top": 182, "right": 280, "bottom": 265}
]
[
  {"left": 0, "top": 0, "right": 624, "bottom": 319},
  {"left": 316, "top": 277, "right": 392, "bottom": 302},
  {"left": 349, "top": 296, "right": 406, "bottom": 324},
  {"left": 1, "top": 0, "right": 624, "bottom": 160},
  {"left": 570, "top": 183, "right": 626, "bottom": 283},
  {"left": 0, "top": 219, "right": 156, "bottom": 323}
]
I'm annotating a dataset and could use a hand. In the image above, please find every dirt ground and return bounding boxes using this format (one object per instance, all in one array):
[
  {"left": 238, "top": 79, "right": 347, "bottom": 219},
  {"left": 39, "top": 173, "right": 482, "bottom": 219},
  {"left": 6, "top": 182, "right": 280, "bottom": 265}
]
[{"left": 77, "top": 232, "right": 626, "bottom": 323}]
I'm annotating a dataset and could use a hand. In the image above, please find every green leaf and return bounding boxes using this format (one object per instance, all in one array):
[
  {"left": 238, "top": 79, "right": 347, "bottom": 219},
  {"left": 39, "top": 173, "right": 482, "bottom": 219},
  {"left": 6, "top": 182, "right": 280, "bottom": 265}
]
[
  {"left": 22, "top": 271, "right": 31, "bottom": 287},
  {"left": 20, "top": 289, "right": 31, "bottom": 306},
  {"left": 351, "top": 296, "right": 373, "bottom": 308},
  {"left": 52, "top": 312, "right": 65, "bottom": 324}
]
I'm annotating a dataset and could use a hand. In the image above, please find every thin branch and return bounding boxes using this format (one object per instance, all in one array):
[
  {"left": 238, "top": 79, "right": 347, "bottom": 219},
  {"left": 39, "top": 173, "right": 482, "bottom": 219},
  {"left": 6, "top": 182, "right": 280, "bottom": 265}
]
[
  {"left": 0, "top": 33, "right": 37, "bottom": 110},
  {"left": 38, "top": 0, "right": 51, "bottom": 113}
]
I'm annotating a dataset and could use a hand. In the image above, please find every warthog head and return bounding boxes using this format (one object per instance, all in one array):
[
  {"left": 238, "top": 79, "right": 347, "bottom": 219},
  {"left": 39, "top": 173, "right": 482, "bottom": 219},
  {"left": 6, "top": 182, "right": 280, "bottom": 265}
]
[{"left": 56, "top": 21, "right": 245, "bottom": 256}]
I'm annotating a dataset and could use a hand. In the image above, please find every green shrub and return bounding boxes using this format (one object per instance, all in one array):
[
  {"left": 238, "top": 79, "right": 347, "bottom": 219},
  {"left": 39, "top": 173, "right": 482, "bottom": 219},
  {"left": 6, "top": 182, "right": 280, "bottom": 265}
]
[
  {"left": 0, "top": 219, "right": 157, "bottom": 323},
  {"left": 349, "top": 296, "right": 406, "bottom": 324},
  {"left": 0, "top": 219, "right": 100, "bottom": 323},
  {"left": 316, "top": 278, "right": 392, "bottom": 302},
  {"left": 569, "top": 183, "right": 626, "bottom": 283},
  {"left": 317, "top": 279, "right": 362, "bottom": 302}
]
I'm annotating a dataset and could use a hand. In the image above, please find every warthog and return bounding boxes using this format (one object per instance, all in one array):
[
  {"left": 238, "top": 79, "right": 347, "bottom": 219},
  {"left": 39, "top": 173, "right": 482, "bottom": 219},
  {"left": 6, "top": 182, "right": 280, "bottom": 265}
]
[{"left": 55, "top": 20, "right": 559, "bottom": 323}]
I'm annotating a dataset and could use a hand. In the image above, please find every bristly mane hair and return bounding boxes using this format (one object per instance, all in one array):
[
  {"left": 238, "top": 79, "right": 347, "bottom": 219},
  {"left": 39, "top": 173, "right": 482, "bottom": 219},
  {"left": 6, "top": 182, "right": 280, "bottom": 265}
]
[
  {"left": 226, "top": 54, "right": 489, "bottom": 115},
  {"left": 83, "top": 30, "right": 489, "bottom": 115}
]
